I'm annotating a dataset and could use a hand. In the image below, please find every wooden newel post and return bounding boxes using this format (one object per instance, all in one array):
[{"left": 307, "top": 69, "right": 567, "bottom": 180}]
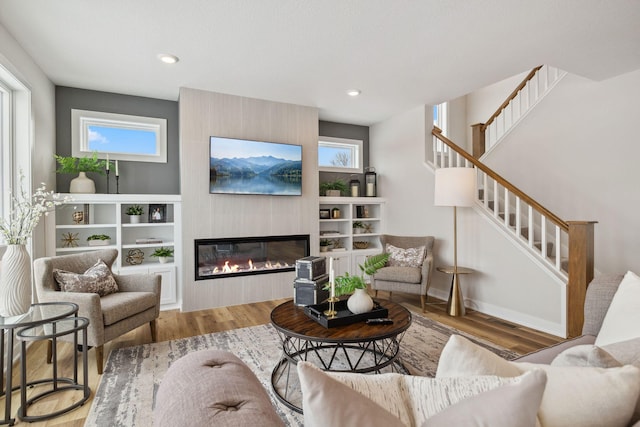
[
  {"left": 471, "top": 123, "right": 485, "bottom": 158},
  {"left": 566, "top": 221, "right": 597, "bottom": 338}
]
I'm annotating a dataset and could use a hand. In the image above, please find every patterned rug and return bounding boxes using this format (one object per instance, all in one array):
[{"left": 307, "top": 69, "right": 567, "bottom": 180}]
[{"left": 84, "top": 313, "right": 519, "bottom": 427}]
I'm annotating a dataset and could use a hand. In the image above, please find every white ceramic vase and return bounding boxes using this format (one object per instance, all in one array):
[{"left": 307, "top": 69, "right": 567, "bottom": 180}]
[
  {"left": 129, "top": 215, "right": 141, "bottom": 224},
  {"left": 158, "top": 257, "right": 169, "bottom": 264},
  {"left": 69, "top": 172, "right": 96, "bottom": 194},
  {"left": 0, "top": 244, "right": 32, "bottom": 317},
  {"left": 347, "top": 288, "right": 374, "bottom": 314}
]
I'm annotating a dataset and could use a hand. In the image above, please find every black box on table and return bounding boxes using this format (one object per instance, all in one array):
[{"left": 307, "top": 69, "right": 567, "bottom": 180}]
[
  {"left": 293, "top": 274, "right": 330, "bottom": 306},
  {"left": 295, "top": 256, "right": 326, "bottom": 281}
]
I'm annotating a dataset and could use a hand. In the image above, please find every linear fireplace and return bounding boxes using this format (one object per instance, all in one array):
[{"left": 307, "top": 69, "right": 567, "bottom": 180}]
[{"left": 195, "top": 234, "right": 310, "bottom": 280}]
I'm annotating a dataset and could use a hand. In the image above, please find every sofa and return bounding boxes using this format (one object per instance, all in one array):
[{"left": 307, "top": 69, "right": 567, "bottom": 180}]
[{"left": 154, "top": 273, "right": 640, "bottom": 427}]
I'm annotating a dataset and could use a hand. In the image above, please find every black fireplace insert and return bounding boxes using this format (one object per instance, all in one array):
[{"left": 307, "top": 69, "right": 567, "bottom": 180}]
[{"left": 195, "top": 234, "right": 310, "bottom": 280}]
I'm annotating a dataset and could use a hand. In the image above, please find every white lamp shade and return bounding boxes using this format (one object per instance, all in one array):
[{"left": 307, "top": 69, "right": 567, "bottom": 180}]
[{"left": 434, "top": 167, "right": 477, "bottom": 207}]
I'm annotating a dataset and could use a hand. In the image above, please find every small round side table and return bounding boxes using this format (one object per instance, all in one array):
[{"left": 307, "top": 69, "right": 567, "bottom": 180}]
[{"left": 436, "top": 266, "right": 474, "bottom": 317}]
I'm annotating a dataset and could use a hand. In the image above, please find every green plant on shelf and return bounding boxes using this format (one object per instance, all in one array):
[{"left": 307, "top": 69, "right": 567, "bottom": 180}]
[
  {"left": 55, "top": 152, "right": 108, "bottom": 175},
  {"left": 319, "top": 179, "right": 348, "bottom": 196},
  {"left": 320, "top": 239, "right": 331, "bottom": 247},
  {"left": 352, "top": 221, "right": 365, "bottom": 229},
  {"left": 125, "top": 205, "right": 144, "bottom": 215},
  {"left": 151, "top": 247, "right": 174, "bottom": 258},
  {"left": 87, "top": 234, "right": 111, "bottom": 241}
]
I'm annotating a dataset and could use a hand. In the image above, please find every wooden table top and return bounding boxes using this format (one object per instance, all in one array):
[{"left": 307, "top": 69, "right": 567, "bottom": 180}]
[{"left": 270, "top": 299, "right": 412, "bottom": 343}]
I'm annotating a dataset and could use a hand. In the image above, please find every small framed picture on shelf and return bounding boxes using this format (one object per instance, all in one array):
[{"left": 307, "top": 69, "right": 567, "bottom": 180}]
[
  {"left": 149, "top": 204, "right": 167, "bottom": 223},
  {"left": 319, "top": 209, "right": 330, "bottom": 219}
]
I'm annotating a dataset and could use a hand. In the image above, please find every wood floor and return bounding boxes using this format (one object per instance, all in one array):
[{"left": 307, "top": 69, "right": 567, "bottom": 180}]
[{"left": 2, "top": 293, "right": 563, "bottom": 426}]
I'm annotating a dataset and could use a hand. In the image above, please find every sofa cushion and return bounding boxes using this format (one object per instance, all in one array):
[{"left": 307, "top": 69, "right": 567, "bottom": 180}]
[
  {"left": 386, "top": 244, "right": 425, "bottom": 268},
  {"left": 100, "top": 291, "right": 157, "bottom": 326},
  {"left": 53, "top": 259, "right": 118, "bottom": 296},
  {"left": 298, "top": 361, "right": 545, "bottom": 427},
  {"left": 595, "top": 270, "right": 640, "bottom": 347},
  {"left": 375, "top": 266, "right": 422, "bottom": 284},
  {"left": 436, "top": 335, "right": 640, "bottom": 427}
]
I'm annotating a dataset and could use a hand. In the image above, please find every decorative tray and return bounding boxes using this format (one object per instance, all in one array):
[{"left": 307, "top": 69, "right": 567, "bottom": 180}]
[{"left": 304, "top": 299, "right": 389, "bottom": 328}]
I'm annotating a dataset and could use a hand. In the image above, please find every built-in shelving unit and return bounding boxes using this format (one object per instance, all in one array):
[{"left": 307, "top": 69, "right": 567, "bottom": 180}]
[
  {"left": 45, "top": 194, "right": 182, "bottom": 309},
  {"left": 318, "top": 197, "right": 385, "bottom": 276}
]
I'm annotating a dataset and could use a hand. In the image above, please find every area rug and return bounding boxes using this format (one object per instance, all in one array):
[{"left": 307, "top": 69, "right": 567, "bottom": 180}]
[{"left": 84, "top": 313, "right": 519, "bottom": 427}]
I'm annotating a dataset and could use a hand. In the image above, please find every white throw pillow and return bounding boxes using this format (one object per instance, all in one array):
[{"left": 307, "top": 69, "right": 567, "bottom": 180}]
[
  {"left": 596, "top": 270, "right": 640, "bottom": 347},
  {"left": 436, "top": 335, "right": 640, "bottom": 427},
  {"left": 298, "top": 361, "right": 545, "bottom": 427},
  {"left": 386, "top": 243, "right": 426, "bottom": 268}
]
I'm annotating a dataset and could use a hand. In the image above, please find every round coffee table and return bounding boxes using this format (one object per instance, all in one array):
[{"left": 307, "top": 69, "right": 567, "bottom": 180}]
[{"left": 270, "top": 299, "right": 412, "bottom": 413}]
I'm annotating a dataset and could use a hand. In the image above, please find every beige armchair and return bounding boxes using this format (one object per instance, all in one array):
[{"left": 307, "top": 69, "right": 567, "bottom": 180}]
[
  {"left": 371, "top": 235, "right": 434, "bottom": 312},
  {"left": 33, "top": 249, "right": 161, "bottom": 374}
]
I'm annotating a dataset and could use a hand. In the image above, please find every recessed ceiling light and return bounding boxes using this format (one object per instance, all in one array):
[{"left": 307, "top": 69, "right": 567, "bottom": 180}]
[
  {"left": 158, "top": 54, "right": 179, "bottom": 64},
  {"left": 347, "top": 89, "right": 361, "bottom": 97}
]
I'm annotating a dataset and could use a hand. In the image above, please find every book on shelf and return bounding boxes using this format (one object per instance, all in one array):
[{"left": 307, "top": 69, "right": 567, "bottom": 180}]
[
  {"left": 330, "top": 248, "right": 347, "bottom": 252},
  {"left": 136, "top": 238, "right": 163, "bottom": 244}
]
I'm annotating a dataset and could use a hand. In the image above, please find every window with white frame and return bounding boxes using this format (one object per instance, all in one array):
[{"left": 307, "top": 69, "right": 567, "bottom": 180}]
[
  {"left": 318, "top": 136, "right": 363, "bottom": 173},
  {"left": 71, "top": 109, "right": 167, "bottom": 163},
  {"left": 433, "top": 102, "right": 448, "bottom": 135},
  {"left": 0, "top": 79, "right": 12, "bottom": 221}
]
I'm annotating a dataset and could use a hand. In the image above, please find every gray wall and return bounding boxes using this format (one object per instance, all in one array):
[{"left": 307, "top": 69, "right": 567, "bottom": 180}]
[
  {"left": 319, "top": 120, "right": 370, "bottom": 196},
  {"left": 55, "top": 86, "right": 180, "bottom": 194}
]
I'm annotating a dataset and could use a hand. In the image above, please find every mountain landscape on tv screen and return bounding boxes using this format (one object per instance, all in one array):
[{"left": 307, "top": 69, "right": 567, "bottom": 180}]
[{"left": 209, "top": 155, "right": 302, "bottom": 195}]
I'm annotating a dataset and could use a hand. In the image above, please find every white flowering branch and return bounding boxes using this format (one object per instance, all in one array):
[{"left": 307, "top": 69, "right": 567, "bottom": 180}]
[{"left": 0, "top": 173, "right": 72, "bottom": 245}]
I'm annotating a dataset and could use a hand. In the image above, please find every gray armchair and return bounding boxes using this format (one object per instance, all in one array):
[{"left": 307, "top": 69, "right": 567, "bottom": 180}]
[
  {"left": 371, "top": 235, "right": 434, "bottom": 312},
  {"left": 33, "top": 249, "right": 161, "bottom": 374}
]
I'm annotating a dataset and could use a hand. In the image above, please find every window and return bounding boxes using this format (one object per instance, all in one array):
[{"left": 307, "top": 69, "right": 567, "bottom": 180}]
[
  {"left": 318, "top": 136, "right": 363, "bottom": 173},
  {"left": 433, "top": 102, "right": 448, "bottom": 135},
  {"left": 0, "top": 81, "right": 9, "bottom": 220},
  {"left": 71, "top": 109, "right": 167, "bottom": 163}
]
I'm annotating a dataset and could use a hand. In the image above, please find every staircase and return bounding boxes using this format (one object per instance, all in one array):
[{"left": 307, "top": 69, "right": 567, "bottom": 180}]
[
  {"left": 471, "top": 65, "right": 567, "bottom": 157},
  {"left": 430, "top": 66, "right": 594, "bottom": 338}
]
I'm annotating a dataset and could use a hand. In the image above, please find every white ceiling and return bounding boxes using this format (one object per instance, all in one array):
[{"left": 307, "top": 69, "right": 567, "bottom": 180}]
[{"left": 1, "top": 0, "right": 639, "bottom": 125}]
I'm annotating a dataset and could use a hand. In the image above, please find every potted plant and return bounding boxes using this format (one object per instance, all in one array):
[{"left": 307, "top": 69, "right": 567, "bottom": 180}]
[
  {"left": 55, "top": 152, "right": 108, "bottom": 194},
  {"left": 319, "top": 239, "right": 331, "bottom": 252},
  {"left": 352, "top": 221, "right": 365, "bottom": 234},
  {"left": 125, "top": 205, "right": 144, "bottom": 223},
  {"left": 87, "top": 234, "right": 111, "bottom": 246},
  {"left": 319, "top": 179, "right": 348, "bottom": 197},
  {"left": 151, "top": 247, "right": 174, "bottom": 263},
  {"left": 326, "top": 252, "right": 390, "bottom": 314}
]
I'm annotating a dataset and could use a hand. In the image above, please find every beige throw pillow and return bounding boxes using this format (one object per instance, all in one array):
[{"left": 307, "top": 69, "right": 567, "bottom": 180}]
[
  {"left": 386, "top": 243, "right": 426, "bottom": 268},
  {"left": 54, "top": 259, "right": 118, "bottom": 296},
  {"left": 436, "top": 335, "right": 640, "bottom": 427},
  {"left": 298, "top": 361, "right": 545, "bottom": 427}
]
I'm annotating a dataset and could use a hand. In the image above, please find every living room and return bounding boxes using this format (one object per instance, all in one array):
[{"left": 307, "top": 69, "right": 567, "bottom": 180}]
[{"left": 1, "top": 1, "right": 640, "bottom": 426}]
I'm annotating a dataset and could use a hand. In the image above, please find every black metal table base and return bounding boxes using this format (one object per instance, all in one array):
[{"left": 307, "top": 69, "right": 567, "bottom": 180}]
[{"left": 271, "top": 332, "right": 409, "bottom": 413}]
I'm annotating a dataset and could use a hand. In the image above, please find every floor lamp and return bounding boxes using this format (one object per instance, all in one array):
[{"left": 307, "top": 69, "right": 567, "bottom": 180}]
[{"left": 434, "top": 167, "right": 476, "bottom": 316}]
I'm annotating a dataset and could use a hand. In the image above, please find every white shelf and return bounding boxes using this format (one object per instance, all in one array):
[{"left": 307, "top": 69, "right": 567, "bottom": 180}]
[
  {"left": 318, "top": 197, "right": 385, "bottom": 276},
  {"left": 46, "top": 194, "right": 182, "bottom": 308}
]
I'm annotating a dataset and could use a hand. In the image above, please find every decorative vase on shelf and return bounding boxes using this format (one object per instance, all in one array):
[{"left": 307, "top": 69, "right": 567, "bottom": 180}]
[
  {"left": 0, "top": 244, "right": 32, "bottom": 317},
  {"left": 158, "top": 257, "right": 169, "bottom": 264},
  {"left": 347, "top": 288, "right": 374, "bottom": 314},
  {"left": 69, "top": 172, "right": 96, "bottom": 194},
  {"left": 129, "top": 215, "right": 142, "bottom": 224}
]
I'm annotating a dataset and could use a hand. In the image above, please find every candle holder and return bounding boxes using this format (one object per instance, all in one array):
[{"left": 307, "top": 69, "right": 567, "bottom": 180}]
[
  {"left": 116, "top": 175, "right": 120, "bottom": 194},
  {"left": 105, "top": 169, "right": 110, "bottom": 194},
  {"left": 323, "top": 296, "right": 339, "bottom": 318}
]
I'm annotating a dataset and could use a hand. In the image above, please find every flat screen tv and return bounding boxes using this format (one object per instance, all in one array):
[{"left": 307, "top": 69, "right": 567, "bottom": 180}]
[{"left": 209, "top": 136, "right": 302, "bottom": 195}]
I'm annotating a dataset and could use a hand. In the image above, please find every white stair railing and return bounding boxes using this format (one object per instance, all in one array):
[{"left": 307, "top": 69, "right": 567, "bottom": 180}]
[
  {"left": 433, "top": 128, "right": 569, "bottom": 280},
  {"left": 476, "top": 65, "right": 567, "bottom": 156}
]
